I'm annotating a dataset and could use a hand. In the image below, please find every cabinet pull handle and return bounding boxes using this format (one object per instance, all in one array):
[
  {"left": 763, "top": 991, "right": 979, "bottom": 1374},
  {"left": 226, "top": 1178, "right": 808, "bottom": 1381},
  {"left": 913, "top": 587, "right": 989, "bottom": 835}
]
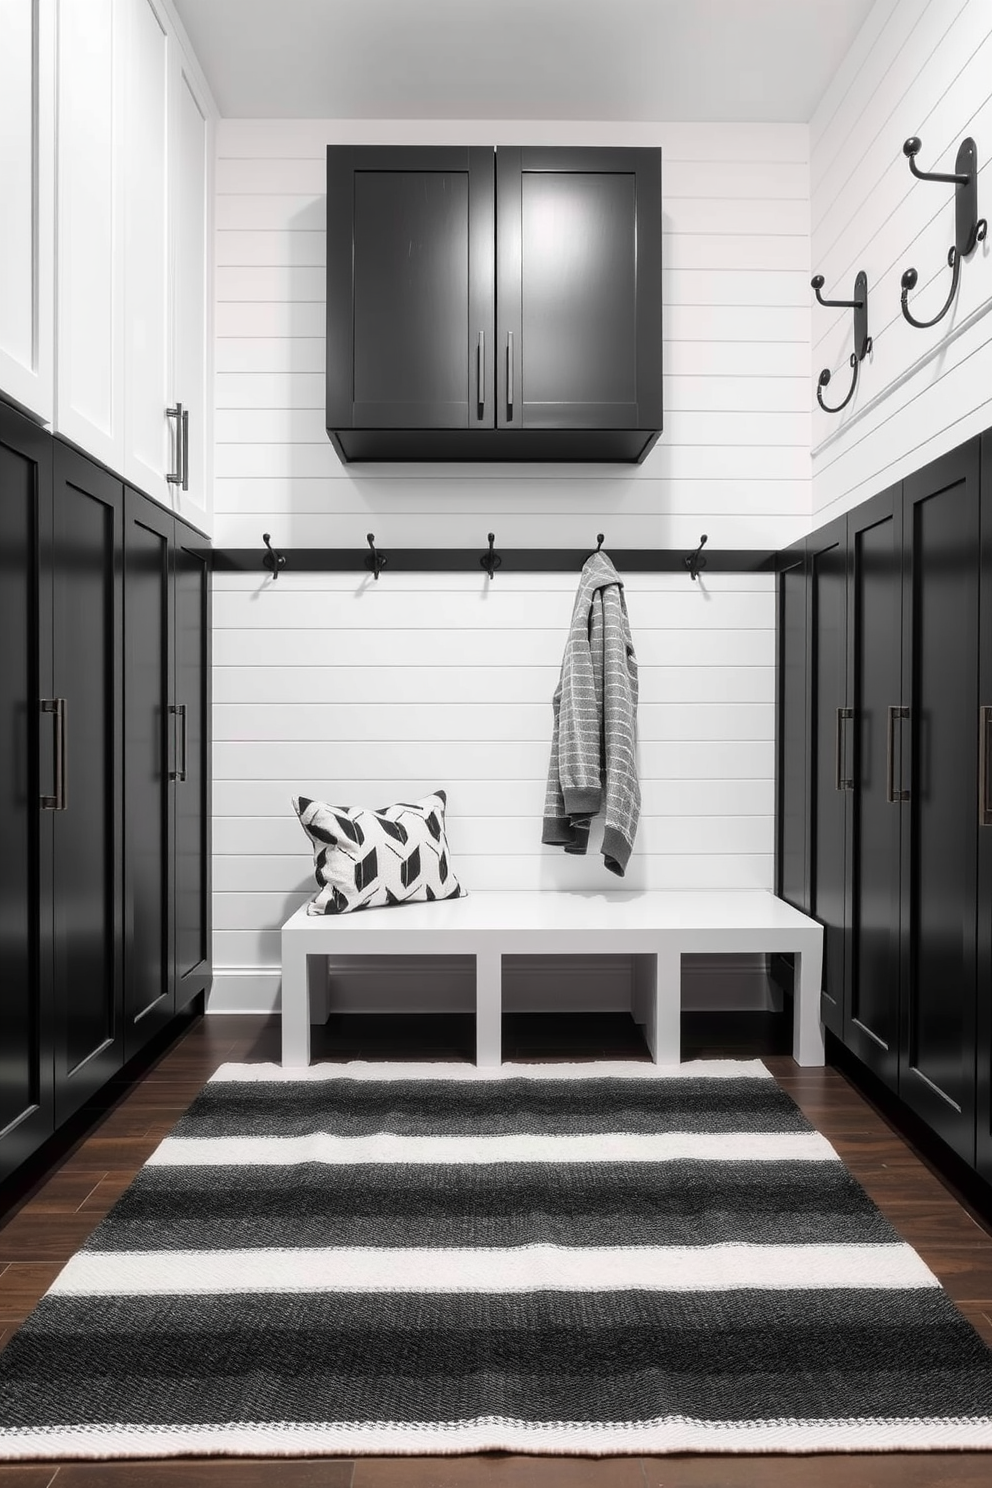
[
  {"left": 477, "top": 330, "right": 485, "bottom": 414},
  {"left": 181, "top": 407, "right": 189, "bottom": 492},
  {"left": 40, "top": 698, "right": 67, "bottom": 810},
  {"left": 886, "top": 704, "right": 910, "bottom": 803},
  {"left": 507, "top": 331, "right": 513, "bottom": 416},
  {"left": 170, "top": 704, "right": 188, "bottom": 782},
  {"left": 166, "top": 402, "right": 185, "bottom": 486},
  {"left": 835, "top": 707, "right": 853, "bottom": 790},
  {"left": 980, "top": 705, "right": 992, "bottom": 826}
]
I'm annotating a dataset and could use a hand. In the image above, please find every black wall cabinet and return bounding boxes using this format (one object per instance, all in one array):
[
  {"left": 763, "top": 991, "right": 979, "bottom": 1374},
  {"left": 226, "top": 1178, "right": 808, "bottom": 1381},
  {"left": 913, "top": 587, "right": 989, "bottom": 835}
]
[
  {"left": 326, "top": 145, "right": 662, "bottom": 463},
  {"left": 124, "top": 489, "right": 211, "bottom": 1061},
  {"left": 778, "top": 435, "right": 989, "bottom": 1173},
  {"left": 0, "top": 403, "right": 210, "bottom": 1186}
]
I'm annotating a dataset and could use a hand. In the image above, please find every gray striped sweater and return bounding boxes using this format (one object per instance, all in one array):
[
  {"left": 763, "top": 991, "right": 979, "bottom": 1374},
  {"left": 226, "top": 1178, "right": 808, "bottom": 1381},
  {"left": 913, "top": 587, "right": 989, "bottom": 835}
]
[{"left": 541, "top": 551, "right": 640, "bottom": 875}]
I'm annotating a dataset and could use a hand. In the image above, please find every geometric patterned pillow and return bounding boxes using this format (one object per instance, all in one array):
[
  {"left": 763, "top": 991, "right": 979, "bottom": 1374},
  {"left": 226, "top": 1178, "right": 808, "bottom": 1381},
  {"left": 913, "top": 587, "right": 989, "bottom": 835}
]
[{"left": 292, "top": 788, "right": 465, "bottom": 915}]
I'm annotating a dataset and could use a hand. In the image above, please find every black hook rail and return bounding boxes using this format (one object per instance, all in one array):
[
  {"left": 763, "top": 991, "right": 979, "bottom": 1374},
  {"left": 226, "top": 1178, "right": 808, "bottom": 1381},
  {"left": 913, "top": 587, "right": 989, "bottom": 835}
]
[
  {"left": 900, "top": 135, "right": 987, "bottom": 331},
  {"left": 214, "top": 536, "right": 780, "bottom": 578},
  {"left": 811, "top": 271, "right": 871, "bottom": 414}
]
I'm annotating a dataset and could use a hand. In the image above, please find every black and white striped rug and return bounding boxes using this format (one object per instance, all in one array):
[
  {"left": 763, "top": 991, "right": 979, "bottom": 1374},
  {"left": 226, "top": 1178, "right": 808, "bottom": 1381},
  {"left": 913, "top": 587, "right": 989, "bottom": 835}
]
[{"left": 3, "top": 1058, "right": 992, "bottom": 1459}]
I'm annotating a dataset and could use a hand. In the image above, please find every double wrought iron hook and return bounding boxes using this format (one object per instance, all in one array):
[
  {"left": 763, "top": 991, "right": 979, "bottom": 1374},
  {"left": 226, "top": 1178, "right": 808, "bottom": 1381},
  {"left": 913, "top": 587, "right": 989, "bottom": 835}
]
[
  {"left": 262, "top": 533, "right": 286, "bottom": 580},
  {"left": 365, "top": 533, "right": 388, "bottom": 580},
  {"left": 900, "top": 136, "right": 987, "bottom": 330},
  {"left": 811, "top": 271, "right": 871, "bottom": 414},
  {"left": 480, "top": 533, "right": 502, "bottom": 579}
]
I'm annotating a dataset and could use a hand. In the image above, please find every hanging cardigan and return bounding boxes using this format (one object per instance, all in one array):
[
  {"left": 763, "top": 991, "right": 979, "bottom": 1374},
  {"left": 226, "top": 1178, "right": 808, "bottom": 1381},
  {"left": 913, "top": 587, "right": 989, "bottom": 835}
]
[{"left": 541, "top": 550, "right": 641, "bottom": 876}]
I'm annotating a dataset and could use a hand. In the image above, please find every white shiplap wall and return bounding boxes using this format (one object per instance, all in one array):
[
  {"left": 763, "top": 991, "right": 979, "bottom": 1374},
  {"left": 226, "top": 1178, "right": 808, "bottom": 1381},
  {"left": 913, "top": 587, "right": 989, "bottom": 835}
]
[
  {"left": 210, "top": 117, "right": 811, "bottom": 1013},
  {"left": 809, "top": 0, "right": 992, "bottom": 523}
]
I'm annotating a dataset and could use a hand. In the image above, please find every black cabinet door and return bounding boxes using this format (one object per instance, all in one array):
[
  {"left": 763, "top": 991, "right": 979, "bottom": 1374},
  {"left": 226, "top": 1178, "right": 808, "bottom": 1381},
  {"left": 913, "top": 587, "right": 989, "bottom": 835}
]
[
  {"left": 845, "top": 486, "right": 903, "bottom": 1088},
  {"left": 174, "top": 518, "right": 211, "bottom": 1009},
  {"left": 776, "top": 541, "right": 808, "bottom": 912},
  {"left": 326, "top": 146, "right": 495, "bottom": 438},
  {"left": 976, "top": 431, "right": 992, "bottom": 1183},
  {"left": 124, "top": 488, "right": 175, "bottom": 1055},
  {"left": 899, "top": 441, "right": 981, "bottom": 1163},
  {"left": 806, "top": 517, "right": 849, "bottom": 1038},
  {"left": 50, "top": 443, "right": 123, "bottom": 1124},
  {"left": 0, "top": 404, "right": 54, "bottom": 1183},
  {"left": 496, "top": 147, "right": 662, "bottom": 437}
]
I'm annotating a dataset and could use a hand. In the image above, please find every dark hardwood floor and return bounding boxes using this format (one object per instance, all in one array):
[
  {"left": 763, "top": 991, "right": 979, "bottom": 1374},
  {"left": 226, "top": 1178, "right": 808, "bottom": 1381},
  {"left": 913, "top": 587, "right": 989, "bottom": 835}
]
[{"left": 2, "top": 1010, "right": 992, "bottom": 1486}]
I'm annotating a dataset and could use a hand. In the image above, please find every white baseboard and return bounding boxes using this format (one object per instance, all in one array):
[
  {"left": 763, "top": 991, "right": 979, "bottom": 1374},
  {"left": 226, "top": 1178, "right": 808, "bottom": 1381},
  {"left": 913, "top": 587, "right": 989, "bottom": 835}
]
[{"left": 206, "top": 954, "right": 778, "bottom": 1015}]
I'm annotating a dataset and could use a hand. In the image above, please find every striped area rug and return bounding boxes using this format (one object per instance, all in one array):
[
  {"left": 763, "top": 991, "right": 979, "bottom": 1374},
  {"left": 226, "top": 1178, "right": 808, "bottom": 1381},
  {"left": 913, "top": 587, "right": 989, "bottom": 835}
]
[{"left": 2, "top": 1058, "right": 992, "bottom": 1459}]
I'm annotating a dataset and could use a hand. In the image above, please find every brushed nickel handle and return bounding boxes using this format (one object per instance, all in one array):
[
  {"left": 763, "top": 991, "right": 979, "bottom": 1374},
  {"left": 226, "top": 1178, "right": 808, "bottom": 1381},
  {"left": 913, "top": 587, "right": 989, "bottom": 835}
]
[
  {"left": 507, "top": 331, "right": 513, "bottom": 416},
  {"left": 166, "top": 402, "right": 185, "bottom": 485},
  {"left": 170, "top": 704, "right": 188, "bottom": 782},
  {"left": 40, "top": 698, "right": 66, "bottom": 810},
  {"left": 477, "top": 330, "right": 485, "bottom": 415},
  {"left": 181, "top": 407, "right": 189, "bottom": 491},
  {"left": 887, "top": 704, "right": 910, "bottom": 803},
  {"left": 835, "top": 706, "right": 853, "bottom": 791},
  {"left": 980, "top": 705, "right": 992, "bottom": 826}
]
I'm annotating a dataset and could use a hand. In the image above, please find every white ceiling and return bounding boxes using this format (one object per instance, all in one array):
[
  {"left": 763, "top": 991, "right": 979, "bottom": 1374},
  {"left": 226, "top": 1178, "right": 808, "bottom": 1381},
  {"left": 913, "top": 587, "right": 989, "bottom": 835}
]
[{"left": 172, "top": 0, "right": 878, "bottom": 122}]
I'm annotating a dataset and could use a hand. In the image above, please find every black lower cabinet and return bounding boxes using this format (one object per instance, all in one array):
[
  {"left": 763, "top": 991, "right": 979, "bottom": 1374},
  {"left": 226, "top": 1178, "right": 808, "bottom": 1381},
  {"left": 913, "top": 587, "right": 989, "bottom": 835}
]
[
  {"left": 124, "top": 490, "right": 210, "bottom": 1060},
  {"left": 779, "top": 432, "right": 989, "bottom": 1181},
  {"left": 0, "top": 405, "right": 210, "bottom": 1187}
]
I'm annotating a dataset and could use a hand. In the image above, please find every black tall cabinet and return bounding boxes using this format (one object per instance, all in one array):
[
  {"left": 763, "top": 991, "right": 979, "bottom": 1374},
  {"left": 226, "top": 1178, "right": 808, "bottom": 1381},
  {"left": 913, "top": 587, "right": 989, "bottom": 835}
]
[
  {"left": 325, "top": 144, "right": 663, "bottom": 463},
  {"left": 778, "top": 434, "right": 989, "bottom": 1175},
  {"left": 1, "top": 404, "right": 210, "bottom": 1187}
]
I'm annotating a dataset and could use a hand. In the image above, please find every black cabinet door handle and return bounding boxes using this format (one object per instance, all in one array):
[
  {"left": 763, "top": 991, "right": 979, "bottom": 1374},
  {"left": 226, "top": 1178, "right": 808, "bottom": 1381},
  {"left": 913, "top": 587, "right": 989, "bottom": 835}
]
[
  {"left": 835, "top": 707, "right": 853, "bottom": 791},
  {"left": 40, "top": 698, "right": 67, "bottom": 811},
  {"left": 506, "top": 331, "right": 513, "bottom": 416},
  {"left": 887, "top": 705, "right": 910, "bottom": 803},
  {"left": 170, "top": 704, "right": 188, "bottom": 782},
  {"left": 477, "top": 330, "right": 485, "bottom": 416},
  {"left": 980, "top": 705, "right": 992, "bottom": 826}
]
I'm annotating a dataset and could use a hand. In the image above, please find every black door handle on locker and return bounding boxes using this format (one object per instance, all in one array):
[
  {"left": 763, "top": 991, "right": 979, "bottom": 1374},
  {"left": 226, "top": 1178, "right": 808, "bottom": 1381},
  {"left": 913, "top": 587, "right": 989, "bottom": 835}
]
[
  {"left": 835, "top": 707, "right": 853, "bottom": 791},
  {"left": 886, "top": 705, "right": 910, "bottom": 803},
  {"left": 40, "top": 698, "right": 67, "bottom": 810},
  {"left": 980, "top": 705, "right": 992, "bottom": 826}
]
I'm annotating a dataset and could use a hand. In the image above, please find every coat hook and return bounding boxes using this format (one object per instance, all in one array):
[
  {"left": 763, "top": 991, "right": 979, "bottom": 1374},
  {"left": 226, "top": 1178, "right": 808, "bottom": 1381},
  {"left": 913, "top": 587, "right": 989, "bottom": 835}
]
[
  {"left": 685, "top": 534, "right": 708, "bottom": 582},
  {"left": 480, "top": 532, "right": 502, "bottom": 579},
  {"left": 583, "top": 533, "right": 606, "bottom": 564},
  {"left": 365, "top": 533, "right": 387, "bottom": 580},
  {"left": 262, "top": 533, "right": 286, "bottom": 580},
  {"left": 810, "top": 271, "right": 871, "bottom": 414},
  {"left": 900, "top": 136, "right": 987, "bottom": 330}
]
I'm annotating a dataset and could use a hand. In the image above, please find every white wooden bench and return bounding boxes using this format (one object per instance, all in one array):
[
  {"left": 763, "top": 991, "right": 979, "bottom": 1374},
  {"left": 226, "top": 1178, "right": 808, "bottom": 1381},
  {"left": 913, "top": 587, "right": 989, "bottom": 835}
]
[{"left": 279, "top": 889, "right": 824, "bottom": 1069}]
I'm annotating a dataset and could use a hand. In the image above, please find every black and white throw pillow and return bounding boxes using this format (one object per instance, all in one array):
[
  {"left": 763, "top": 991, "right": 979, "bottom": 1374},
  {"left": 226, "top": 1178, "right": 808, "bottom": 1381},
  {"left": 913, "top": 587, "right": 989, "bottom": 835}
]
[{"left": 292, "top": 789, "right": 464, "bottom": 915}]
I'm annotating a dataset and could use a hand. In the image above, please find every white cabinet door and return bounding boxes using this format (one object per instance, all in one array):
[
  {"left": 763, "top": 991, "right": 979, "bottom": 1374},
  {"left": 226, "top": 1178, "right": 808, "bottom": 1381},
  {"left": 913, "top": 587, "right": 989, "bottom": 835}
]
[
  {"left": 55, "top": 0, "right": 124, "bottom": 469},
  {"left": 122, "top": 0, "right": 175, "bottom": 505},
  {"left": 172, "top": 46, "right": 211, "bottom": 529},
  {"left": 0, "top": 0, "right": 54, "bottom": 421}
]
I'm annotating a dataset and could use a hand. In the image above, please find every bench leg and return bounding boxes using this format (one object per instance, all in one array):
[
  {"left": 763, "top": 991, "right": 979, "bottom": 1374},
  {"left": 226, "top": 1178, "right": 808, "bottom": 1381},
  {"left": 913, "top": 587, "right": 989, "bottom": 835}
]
[
  {"left": 475, "top": 951, "right": 502, "bottom": 1067},
  {"left": 793, "top": 940, "right": 826, "bottom": 1066},
  {"left": 280, "top": 935, "right": 312, "bottom": 1068},
  {"left": 641, "top": 948, "right": 681, "bottom": 1065}
]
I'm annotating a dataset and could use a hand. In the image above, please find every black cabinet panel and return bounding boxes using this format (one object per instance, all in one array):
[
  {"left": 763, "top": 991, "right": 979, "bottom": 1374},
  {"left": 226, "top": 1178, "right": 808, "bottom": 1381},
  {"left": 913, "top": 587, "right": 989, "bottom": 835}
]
[
  {"left": 124, "top": 490, "right": 174, "bottom": 1054},
  {"left": 900, "top": 446, "right": 981, "bottom": 1162},
  {"left": 807, "top": 519, "right": 848, "bottom": 1037},
  {"left": 847, "top": 489, "right": 902, "bottom": 1086},
  {"left": 977, "top": 429, "right": 992, "bottom": 1184},
  {"left": 174, "top": 522, "right": 211, "bottom": 1006},
  {"left": 50, "top": 444, "right": 123, "bottom": 1125},
  {"left": 0, "top": 405, "right": 53, "bottom": 1183},
  {"left": 776, "top": 546, "right": 807, "bottom": 912},
  {"left": 327, "top": 144, "right": 660, "bottom": 461}
]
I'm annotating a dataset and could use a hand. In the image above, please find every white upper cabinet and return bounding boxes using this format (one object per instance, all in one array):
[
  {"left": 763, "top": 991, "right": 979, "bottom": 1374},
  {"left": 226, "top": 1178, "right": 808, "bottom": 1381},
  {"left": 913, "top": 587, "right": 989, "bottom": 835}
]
[
  {"left": 55, "top": 0, "right": 125, "bottom": 468},
  {"left": 122, "top": 0, "right": 174, "bottom": 504},
  {"left": 0, "top": 0, "right": 55, "bottom": 422},
  {"left": 171, "top": 48, "right": 211, "bottom": 527}
]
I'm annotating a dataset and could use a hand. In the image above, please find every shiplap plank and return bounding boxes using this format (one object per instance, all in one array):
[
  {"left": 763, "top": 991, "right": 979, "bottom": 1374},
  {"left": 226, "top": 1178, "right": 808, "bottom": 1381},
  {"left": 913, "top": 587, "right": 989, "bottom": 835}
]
[
  {"left": 810, "top": 0, "right": 905, "bottom": 157},
  {"left": 215, "top": 230, "right": 326, "bottom": 267},
  {"left": 213, "top": 738, "right": 774, "bottom": 782},
  {"left": 211, "top": 664, "right": 775, "bottom": 707},
  {"left": 213, "top": 571, "right": 775, "bottom": 595},
  {"left": 211, "top": 777, "right": 776, "bottom": 823},
  {"left": 211, "top": 700, "right": 774, "bottom": 744},
  {"left": 215, "top": 337, "right": 326, "bottom": 373}
]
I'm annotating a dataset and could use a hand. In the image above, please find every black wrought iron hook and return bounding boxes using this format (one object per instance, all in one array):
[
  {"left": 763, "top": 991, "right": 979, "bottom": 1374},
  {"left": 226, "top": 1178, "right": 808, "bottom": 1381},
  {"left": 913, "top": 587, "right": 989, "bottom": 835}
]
[
  {"left": 583, "top": 533, "right": 606, "bottom": 564},
  {"left": 262, "top": 533, "right": 286, "bottom": 580},
  {"left": 811, "top": 271, "right": 871, "bottom": 414},
  {"left": 900, "top": 136, "right": 987, "bottom": 330},
  {"left": 480, "top": 532, "right": 502, "bottom": 579},
  {"left": 685, "top": 534, "right": 708, "bottom": 581},
  {"left": 365, "top": 533, "right": 388, "bottom": 580}
]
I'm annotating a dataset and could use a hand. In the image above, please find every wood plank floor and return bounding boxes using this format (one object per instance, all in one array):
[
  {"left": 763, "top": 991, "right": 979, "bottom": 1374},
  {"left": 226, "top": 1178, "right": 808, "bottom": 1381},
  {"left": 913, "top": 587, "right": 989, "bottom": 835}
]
[{"left": 2, "top": 1010, "right": 992, "bottom": 1486}]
